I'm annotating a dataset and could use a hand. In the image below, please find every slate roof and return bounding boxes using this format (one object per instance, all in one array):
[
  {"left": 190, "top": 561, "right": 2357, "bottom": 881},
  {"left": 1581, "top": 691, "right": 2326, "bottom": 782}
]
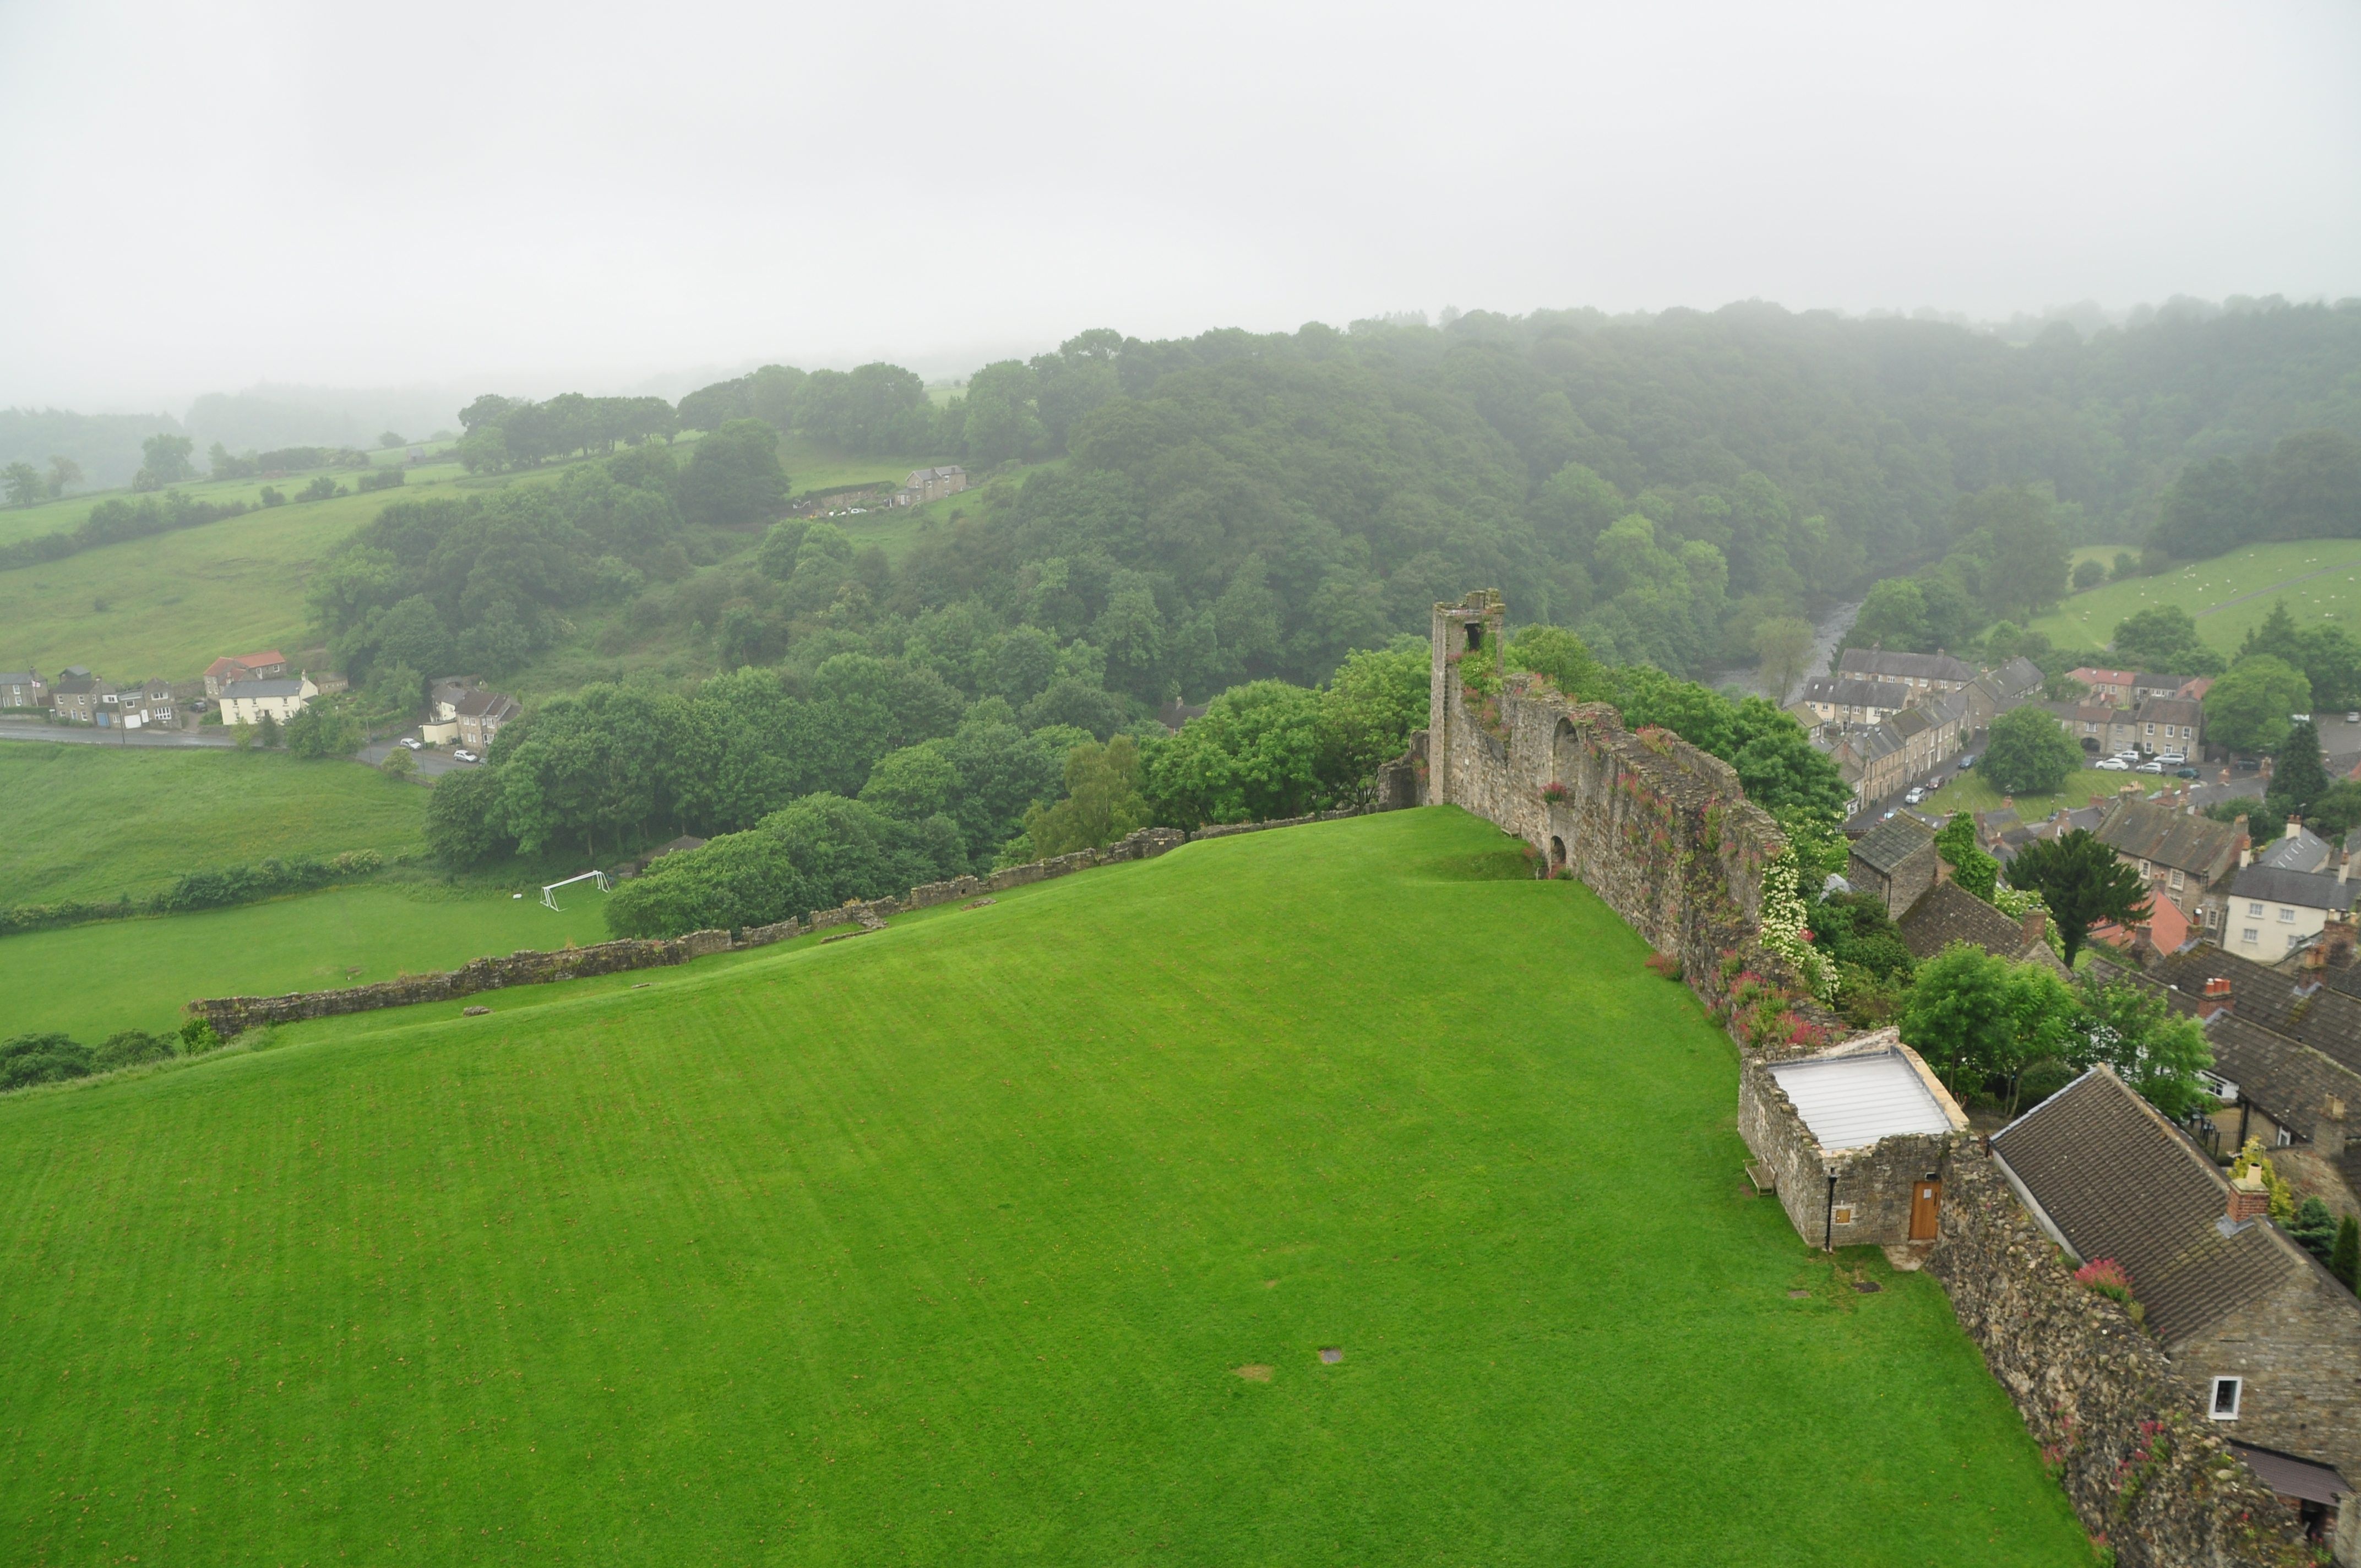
[
  {"left": 1837, "top": 649, "right": 1978, "bottom": 684},
  {"left": 220, "top": 678, "right": 309, "bottom": 700},
  {"left": 2257, "top": 826, "right": 2333, "bottom": 874},
  {"left": 1987, "top": 657, "right": 2045, "bottom": 698},
  {"left": 1975, "top": 807, "right": 2021, "bottom": 845},
  {"left": 2095, "top": 798, "right": 2242, "bottom": 879},
  {"left": 0, "top": 671, "right": 39, "bottom": 685},
  {"left": 1898, "top": 881, "right": 2042, "bottom": 963},
  {"left": 453, "top": 690, "right": 520, "bottom": 720},
  {"left": 1889, "top": 707, "right": 1932, "bottom": 740},
  {"left": 1989, "top": 1067, "right": 2296, "bottom": 1346},
  {"left": 2136, "top": 696, "right": 2204, "bottom": 731},
  {"left": 2203, "top": 1011, "right": 2361, "bottom": 1145},
  {"left": 1800, "top": 675, "right": 1912, "bottom": 709},
  {"left": 2151, "top": 944, "right": 2361, "bottom": 1076},
  {"left": 2229, "top": 864, "right": 2354, "bottom": 914},
  {"left": 1852, "top": 813, "right": 1936, "bottom": 874}
]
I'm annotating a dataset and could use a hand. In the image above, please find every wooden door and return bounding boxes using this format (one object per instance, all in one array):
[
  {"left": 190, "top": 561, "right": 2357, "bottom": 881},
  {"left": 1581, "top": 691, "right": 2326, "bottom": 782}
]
[{"left": 1909, "top": 1179, "right": 1942, "bottom": 1240}]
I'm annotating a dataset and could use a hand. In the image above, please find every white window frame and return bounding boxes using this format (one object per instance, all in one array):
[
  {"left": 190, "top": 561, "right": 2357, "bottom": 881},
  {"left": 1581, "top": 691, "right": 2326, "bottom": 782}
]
[
  {"left": 2170, "top": 869, "right": 2185, "bottom": 891},
  {"left": 2250, "top": 902, "right": 2266, "bottom": 917},
  {"left": 2243, "top": 928, "right": 2260, "bottom": 944},
  {"left": 2281, "top": 907, "right": 2297, "bottom": 923},
  {"left": 2141, "top": 859, "right": 2153, "bottom": 878},
  {"left": 2211, "top": 1376, "right": 2242, "bottom": 1420}
]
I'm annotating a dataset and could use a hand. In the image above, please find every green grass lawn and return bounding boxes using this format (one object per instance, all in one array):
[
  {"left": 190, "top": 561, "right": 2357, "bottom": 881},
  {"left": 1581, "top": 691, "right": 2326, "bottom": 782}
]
[
  {"left": 2, "top": 881, "right": 622, "bottom": 1042},
  {"left": 1918, "top": 764, "right": 2162, "bottom": 823},
  {"left": 0, "top": 809, "right": 2088, "bottom": 1565},
  {"left": 0, "top": 744, "right": 429, "bottom": 906},
  {"left": 2031, "top": 538, "right": 2361, "bottom": 657}
]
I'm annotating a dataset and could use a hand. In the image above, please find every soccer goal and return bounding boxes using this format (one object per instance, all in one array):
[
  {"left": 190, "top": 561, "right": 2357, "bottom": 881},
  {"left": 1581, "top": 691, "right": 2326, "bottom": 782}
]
[{"left": 541, "top": 869, "right": 612, "bottom": 911}]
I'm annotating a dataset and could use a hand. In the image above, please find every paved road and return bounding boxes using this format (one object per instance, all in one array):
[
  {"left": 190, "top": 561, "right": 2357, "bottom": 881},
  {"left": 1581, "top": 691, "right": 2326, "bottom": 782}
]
[{"left": 0, "top": 717, "right": 477, "bottom": 778}]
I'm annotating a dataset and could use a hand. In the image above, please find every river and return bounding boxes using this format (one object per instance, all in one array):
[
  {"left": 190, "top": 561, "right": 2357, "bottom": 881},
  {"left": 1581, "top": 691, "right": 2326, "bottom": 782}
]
[{"left": 1699, "top": 600, "right": 1862, "bottom": 701}]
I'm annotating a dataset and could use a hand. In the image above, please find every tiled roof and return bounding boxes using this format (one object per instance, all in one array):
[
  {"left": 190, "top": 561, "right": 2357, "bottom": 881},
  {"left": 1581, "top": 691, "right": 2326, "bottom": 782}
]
[
  {"left": 2151, "top": 944, "right": 2361, "bottom": 1076},
  {"left": 1989, "top": 1067, "right": 2296, "bottom": 1346},
  {"left": 1898, "top": 881, "right": 2045, "bottom": 963},
  {"left": 1975, "top": 808, "right": 2021, "bottom": 844},
  {"left": 2095, "top": 798, "right": 2241, "bottom": 879},
  {"left": 2204, "top": 1012, "right": 2361, "bottom": 1145},
  {"left": 453, "top": 690, "right": 520, "bottom": 719},
  {"left": 1838, "top": 649, "right": 1978, "bottom": 683},
  {"left": 0, "top": 671, "right": 39, "bottom": 685},
  {"left": 1889, "top": 707, "right": 1932, "bottom": 739},
  {"left": 1852, "top": 813, "right": 1936, "bottom": 875},
  {"left": 2229, "top": 864, "right": 2353, "bottom": 913},
  {"left": 2136, "top": 697, "right": 2203, "bottom": 728},
  {"left": 1988, "top": 657, "right": 2044, "bottom": 698}
]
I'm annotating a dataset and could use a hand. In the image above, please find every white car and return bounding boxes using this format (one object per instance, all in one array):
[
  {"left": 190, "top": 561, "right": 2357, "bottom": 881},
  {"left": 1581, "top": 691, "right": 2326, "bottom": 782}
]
[
  {"left": 2293, "top": 713, "right": 2313, "bottom": 725},
  {"left": 399, "top": 737, "right": 423, "bottom": 750},
  {"left": 2347, "top": 712, "right": 2359, "bottom": 724},
  {"left": 2095, "top": 757, "right": 2131, "bottom": 771},
  {"left": 2135, "top": 760, "right": 2166, "bottom": 774},
  {"left": 1903, "top": 787, "right": 1924, "bottom": 804},
  {"left": 2156, "top": 751, "right": 2185, "bottom": 766},
  {"left": 2112, "top": 750, "right": 2142, "bottom": 764},
  {"left": 453, "top": 748, "right": 480, "bottom": 764}
]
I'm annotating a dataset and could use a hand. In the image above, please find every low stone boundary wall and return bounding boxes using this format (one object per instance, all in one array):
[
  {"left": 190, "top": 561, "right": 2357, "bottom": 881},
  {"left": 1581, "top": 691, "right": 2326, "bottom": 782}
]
[
  {"left": 1930, "top": 1148, "right": 2311, "bottom": 1567},
  {"left": 182, "top": 822, "right": 1279, "bottom": 1034}
]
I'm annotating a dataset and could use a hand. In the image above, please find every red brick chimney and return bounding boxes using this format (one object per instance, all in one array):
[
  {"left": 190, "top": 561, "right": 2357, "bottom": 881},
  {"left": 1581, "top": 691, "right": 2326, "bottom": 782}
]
[
  {"left": 2197, "top": 976, "right": 2233, "bottom": 1020},
  {"left": 2228, "top": 1168, "right": 2271, "bottom": 1225}
]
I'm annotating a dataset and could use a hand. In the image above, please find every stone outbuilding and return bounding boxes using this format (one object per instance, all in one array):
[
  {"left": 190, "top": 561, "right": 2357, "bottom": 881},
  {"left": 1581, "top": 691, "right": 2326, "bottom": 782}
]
[{"left": 1738, "top": 1028, "right": 1969, "bottom": 1251}]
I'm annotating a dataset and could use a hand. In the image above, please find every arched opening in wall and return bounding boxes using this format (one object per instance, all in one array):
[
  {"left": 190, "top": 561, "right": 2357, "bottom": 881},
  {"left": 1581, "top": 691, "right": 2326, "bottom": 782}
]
[
  {"left": 1552, "top": 716, "right": 1582, "bottom": 785},
  {"left": 2081, "top": 736, "right": 2101, "bottom": 754},
  {"left": 1464, "top": 621, "right": 1484, "bottom": 653},
  {"left": 1549, "top": 835, "right": 1566, "bottom": 872}
]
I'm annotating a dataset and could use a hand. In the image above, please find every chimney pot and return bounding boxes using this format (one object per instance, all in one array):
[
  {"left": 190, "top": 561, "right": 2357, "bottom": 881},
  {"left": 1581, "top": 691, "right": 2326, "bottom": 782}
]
[{"left": 2228, "top": 1170, "right": 2271, "bottom": 1226}]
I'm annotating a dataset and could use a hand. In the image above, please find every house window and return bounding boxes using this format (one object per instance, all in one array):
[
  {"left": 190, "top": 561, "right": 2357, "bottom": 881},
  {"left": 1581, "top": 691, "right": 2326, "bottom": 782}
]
[
  {"left": 2170, "top": 869, "right": 2185, "bottom": 891},
  {"left": 2281, "top": 907, "right": 2297, "bottom": 922},
  {"left": 2211, "top": 1378, "right": 2242, "bottom": 1420},
  {"left": 2243, "top": 928, "right": 2260, "bottom": 945},
  {"left": 2141, "top": 860, "right": 2152, "bottom": 878},
  {"left": 2250, "top": 902, "right": 2266, "bottom": 917},
  {"left": 2145, "top": 723, "right": 2155, "bottom": 735}
]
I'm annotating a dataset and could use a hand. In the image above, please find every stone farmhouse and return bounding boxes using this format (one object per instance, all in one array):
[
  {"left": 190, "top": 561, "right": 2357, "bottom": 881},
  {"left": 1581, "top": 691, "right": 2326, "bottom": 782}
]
[
  {"left": 1794, "top": 674, "right": 1913, "bottom": 726},
  {"left": 453, "top": 688, "right": 520, "bottom": 750},
  {"left": 1962, "top": 656, "right": 2046, "bottom": 731},
  {"left": 220, "top": 674, "right": 318, "bottom": 727},
  {"left": 1847, "top": 813, "right": 1939, "bottom": 919},
  {"left": 892, "top": 465, "right": 967, "bottom": 507},
  {"left": 1990, "top": 1066, "right": 2361, "bottom": 1545}
]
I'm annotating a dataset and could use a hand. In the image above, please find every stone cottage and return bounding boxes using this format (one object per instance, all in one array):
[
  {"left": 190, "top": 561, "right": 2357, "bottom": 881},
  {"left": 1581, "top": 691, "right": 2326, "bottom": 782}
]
[
  {"left": 1848, "top": 813, "right": 1939, "bottom": 919},
  {"left": 1989, "top": 1066, "right": 2361, "bottom": 1547}
]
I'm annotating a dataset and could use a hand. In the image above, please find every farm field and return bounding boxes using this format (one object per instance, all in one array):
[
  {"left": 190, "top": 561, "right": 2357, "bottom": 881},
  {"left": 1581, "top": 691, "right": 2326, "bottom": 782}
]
[
  {"left": 0, "top": 743, "right": 429, "bottom": 906},
  {"left": 0, "top": 449, "right": 464, "bottom": 551},
  {"left": 2031, "top": 538, "right": 2361, "bottom": 657},
  {"left": 3, "top": 882, "right": 620, "bottom": 1042},
  {"left": 0, "top": 808, "right": 2090, "bottom": 1565}
]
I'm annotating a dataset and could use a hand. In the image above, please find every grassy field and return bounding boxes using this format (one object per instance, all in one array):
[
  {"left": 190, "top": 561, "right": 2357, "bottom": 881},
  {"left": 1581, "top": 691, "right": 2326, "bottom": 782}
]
[
  {"left": 0, "top": 448, "right": 464, "bottom": 551},
  {"left": 1917, "top": 763, "right": 2167, "bottom": 823},
  {"left": 0, "top": 809, "right": 2088, "bottom": 1565},
  {"left": 2032, "top": 538, "right": 2361, "bottom": 656},
  {"left": 0, "top": 743, "right": 429, "bottom": 906},
  {"left": 2, "top": 882, "right": 622, "bottom": 1041}
]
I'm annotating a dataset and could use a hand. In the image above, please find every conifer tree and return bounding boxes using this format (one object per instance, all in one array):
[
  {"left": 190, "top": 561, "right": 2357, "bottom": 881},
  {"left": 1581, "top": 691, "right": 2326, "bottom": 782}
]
[{"left": 2332, "top": 1215, "right": 2359, "bottom": 1292}]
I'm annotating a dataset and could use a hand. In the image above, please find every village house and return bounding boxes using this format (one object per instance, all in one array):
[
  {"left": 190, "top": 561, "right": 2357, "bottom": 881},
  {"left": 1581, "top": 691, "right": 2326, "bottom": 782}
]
[
  {"left": 2226, "top": 857, "right": 2355, "bottom": 959},
  {"left": 892, "top": 465, "right": 967, "bottom": 507},
  {"left": 2048, "top": 699, "right": 2140, "bottom": 756},
  {"left": 452, "top": 688, "right": 521, "bottom": 751},
  {"left": 2091, "top": 795, "right": 2245, "bottom": 938},
  {"left": 1962, "top": 656, "right": 2045, "bottom": 732},
  {"left": 1989, "top": 1066, "right": 2361, "bottom": 1546},
  {"left": 0, "top": 669, "right": 48, "bottom": 709},
  {"left": 219, "top": 674, "right": 318, "bottom": 727},
  {"left": 2068, "top": 666, "right": 2140, "bottom": 705},
  {"left": 1849, "top": 813, "right": 1940, "bottom": 919},
  {"left": 1828, "top": 722, "right": 1907, "bottom": 810},
  {"left": 203, "top": 649, "right": 290, "bottom": 699},
  {"left": 48, "top": 667, "right": 116, "bottom": 725},
  {"left": 2136, "top": 695, "right": 2204, "bottom": 755},
  {"left": 1796, "top": 675, "right": 1914, "bottom": 726},
  {"left": 1836, "top": 647, "right": 1979, "bottom": 696},
  {"left": 1897, "top": 881, "right": 2069, "bottom": 973},
  {"left": 2261, "top": 825, "right": 2338, "bottom": 875},
  {"left": 2150, "top": 946, "right": 2361, "bottom": 1144},
  {"left": 118, "top": 678, "right": 176, "bottom": 730}
]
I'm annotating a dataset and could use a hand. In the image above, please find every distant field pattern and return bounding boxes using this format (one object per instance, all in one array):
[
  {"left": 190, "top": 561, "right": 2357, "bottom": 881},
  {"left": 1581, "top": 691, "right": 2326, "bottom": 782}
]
[{"left": 2032, "top": 539, "right": 2361, "bottom": 655}]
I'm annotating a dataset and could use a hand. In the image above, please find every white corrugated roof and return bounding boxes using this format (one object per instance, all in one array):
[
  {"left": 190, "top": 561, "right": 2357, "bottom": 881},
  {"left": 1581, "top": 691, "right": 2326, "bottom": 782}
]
[{"left": 1769, "top": 1051, "right": 1953, "bottom": 1149}]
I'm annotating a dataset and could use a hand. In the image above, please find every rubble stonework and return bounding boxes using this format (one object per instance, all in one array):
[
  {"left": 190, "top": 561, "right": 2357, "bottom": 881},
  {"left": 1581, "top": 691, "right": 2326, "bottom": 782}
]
[
  {"left": 1407, "top": 589, "right": 1843, "bottom": 1048},
  {"left": 1932, "top": 1150, "right": 2313, "bottom": 1567},
  {"left": 1405, "top": 589, "right": 2316, "bottom": 1564},
  {"left": 185, "top": 826, "right": 1192, "bottom": 1035}
]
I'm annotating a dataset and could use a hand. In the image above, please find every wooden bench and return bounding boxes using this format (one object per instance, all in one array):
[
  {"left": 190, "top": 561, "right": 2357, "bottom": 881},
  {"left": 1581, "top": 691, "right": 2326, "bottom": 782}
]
[{"left": 1744, "top": 1161, "right": 1776, "bottom": 1196}]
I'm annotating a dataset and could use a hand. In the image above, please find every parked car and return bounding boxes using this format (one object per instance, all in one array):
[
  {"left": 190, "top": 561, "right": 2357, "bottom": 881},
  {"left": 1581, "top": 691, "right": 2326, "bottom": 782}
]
[
  {"left": 2174, "top": 766, "right": 2201, "bottom": 780},
  {"left": 2347, "top": 711, "right": 2359, "bottom": 724},
  {"left": 2135, "top": 760, "right": 2165, "bottom": 774},
  {"left": 2112, "top": 749, "right": 2142, "bottom": 764},
  {"left": 1957, "top": 754, "right": 1977, "bottom": 769},
  {"left": 2156, "top": 751, "right": 2185, "bottom": 765},
  {"left": 399, "top": 737, "right": 423, "bottom": 750},
  {"left": 2096, "top": 758, "right": 2131, "bottom": 771},
  {"left": 1904, "top": 787, "right": 1925, "bottom": 804},
  {"left": 2294, "top": 712, "right": 2313, "bottom": 725},
  {"left": 453, "top": 748, "right": 480, "bottom": 763}
]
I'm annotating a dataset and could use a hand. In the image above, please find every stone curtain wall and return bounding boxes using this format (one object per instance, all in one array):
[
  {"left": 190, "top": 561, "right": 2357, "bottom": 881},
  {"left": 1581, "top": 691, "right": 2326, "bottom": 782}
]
[
  {"left": 188, "top": 827, "right": 1203, "bottom": 1035},
  {"left": 1419, "top": 590, "right": 1842, "bottom": 1048},
  {"left": 1932, "top": 1150, "right": 2313, "bottom": 1568}
]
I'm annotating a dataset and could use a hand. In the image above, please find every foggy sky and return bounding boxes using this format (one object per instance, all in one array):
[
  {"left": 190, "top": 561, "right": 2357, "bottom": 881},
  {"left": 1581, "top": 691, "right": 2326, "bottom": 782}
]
[{"left": 3, "top": 0, "right": 2356, "bottom": 412}]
